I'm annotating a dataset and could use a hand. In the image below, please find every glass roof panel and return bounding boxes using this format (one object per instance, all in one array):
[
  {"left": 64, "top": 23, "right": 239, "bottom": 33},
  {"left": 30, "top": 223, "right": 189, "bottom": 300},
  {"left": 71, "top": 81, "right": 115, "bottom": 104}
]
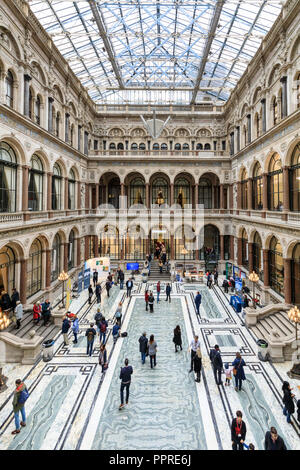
[{"left": 29, "top": 0, "right": 284, "bottom": 105}]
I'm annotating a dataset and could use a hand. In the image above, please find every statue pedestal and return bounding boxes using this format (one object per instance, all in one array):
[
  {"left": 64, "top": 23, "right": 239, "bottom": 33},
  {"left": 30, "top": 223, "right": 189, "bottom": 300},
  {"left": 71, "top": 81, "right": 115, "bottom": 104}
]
[{"left": 287, "top": 362, "right": 300, "bottom": 380}]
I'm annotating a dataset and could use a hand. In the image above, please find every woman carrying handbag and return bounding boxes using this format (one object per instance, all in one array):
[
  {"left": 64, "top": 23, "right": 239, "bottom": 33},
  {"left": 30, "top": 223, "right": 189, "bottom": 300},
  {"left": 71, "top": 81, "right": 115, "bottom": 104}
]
[{"left": 232, "top": 352, "right": 246, "bottom": 391}]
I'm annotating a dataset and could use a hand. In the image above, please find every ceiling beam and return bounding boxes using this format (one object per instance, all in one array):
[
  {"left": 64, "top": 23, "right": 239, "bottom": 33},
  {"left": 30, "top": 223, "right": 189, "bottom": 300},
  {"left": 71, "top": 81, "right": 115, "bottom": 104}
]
[
  {"left": 190, "top": 0, "right": 225, "bottom": 105},
  {"left": 88, "top": 0, "right": 124, "bottom": 89}
]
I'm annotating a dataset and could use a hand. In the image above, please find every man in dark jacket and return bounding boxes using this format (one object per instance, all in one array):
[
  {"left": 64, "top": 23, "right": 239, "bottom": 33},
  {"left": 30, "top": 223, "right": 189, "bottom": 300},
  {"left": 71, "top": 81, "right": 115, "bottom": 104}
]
[
  {"left": 126, "top": 278, "right": 133, "bottom": 297},
  {"left": 119, "top": 358, "right": 133, "bottom": 410},
  {"left": 11, "top": 288, "right": 20, "bottom": 310},
  {"left": 11, "top": 379, "right": 27, "bottom": 435},
  {"left": 0, "top": 291, "right": 11, "bottom": 311},
  {"left": 62, "top": 316, "right": 71, "bottom": 346},
  {"left": 264, "top": 427, "right": 287, "bottom": 450},
  {"left": 85, "top": 323, "right": 97, "bottom": 356},
  {"left": 210, "top": 344, "right": 223, "bottom": 385},
  {"left": 165, "top": 283, "right": 171, "bottom": 303},
  {"left": 95, "top": 282, "right": 102, "bottom": 303},
  {"left": 118, "top": 270, "right": 125, "bottom": 290},
  {"left": 92, "top": 270, "right": 98, "bottom": 287},
  {"left": 231, "top": 410, "right": 247, "bottom": 450},
  {"left": 105, "top": 279, "right": 111, "bottom": 298},
  {"left": 139, "top": 332, "right": 148, "bottom": 364},
  {"left": 194, "top": 292, "right": 202, "bottom": 316},
  {"left": 222, "top": 279, "right": 229, "bottom": 294},
  {"left": 41, "top": 300, "right": 51, "bottom": 326}
]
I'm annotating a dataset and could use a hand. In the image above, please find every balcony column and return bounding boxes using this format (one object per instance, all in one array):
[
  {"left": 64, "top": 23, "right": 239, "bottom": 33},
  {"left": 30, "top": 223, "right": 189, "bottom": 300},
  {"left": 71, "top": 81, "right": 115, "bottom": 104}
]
[
  {"left": 20, "top": 258, "right": 28, "bottom": 305},
  {"left": 248, "top": 242, "right": 254, "bottom": 273},
  {"left": 247, "top": 177, "right": 253, "bottom": 210},
  {"left": 280, "top": 76, "right": 287, "bottom": 118},
  {"left": 170, "top": 183, "right": 174, "bottom": 206},
  {"left": 262, "top": 173, "right": 268, "bottom": 211},
  {"left": 145, "top": 183, "right": 150, "bottom": 208},
  {"left": 47, "top": 172, "right": 52, "bottom": 213},
  {"left": 48, "top": 97, "right": 54, "bottom": 133},
  {"left": 283, "top": 258, "right": 292, "bottom": 304},
  {"left": 24, "top": 74, "right": 32, "bottom": 117},
  {"left": 45, "top": 249, "right": 51, "bottom": 288},
  {"left": 220, "top": 184, "right": 224, "bottom": 210},
  {"left": 64, "top": 177, "right": 69, "bottom": 210},
  {"left": 22, "top": 165, "right": 29, "bottom": 212},
  {"left": 220, "top": 235, "right": 225, "bottom": 260},
  {"left": 263, "top": 249, "right": 270, "bottom": 287},
  {"left": 94, "top": 235, "right": 99, "bottom": 257},
  {"left": 194, "top": 183, "right": 199, "bottom": 209},
  {"left": 237, "top": 237, "right": 243, "bottom": 266},
  {"left": 237, "top": 182, "right": 242, "bottom": 210},
  {"left": 261, "top": 98, "right": 266, "bottom": 133},
  {"left": 85, "top": 235, "right": 90, "bottom": 261},
  {"left": 283, "top": 166, "right": 290, "bottom": 212},
  {"left": 63, "top": 242, "right": 68, "bottom": 272},
  {"left": 230, "top": 235, "right": 234, "bottom": 260}
]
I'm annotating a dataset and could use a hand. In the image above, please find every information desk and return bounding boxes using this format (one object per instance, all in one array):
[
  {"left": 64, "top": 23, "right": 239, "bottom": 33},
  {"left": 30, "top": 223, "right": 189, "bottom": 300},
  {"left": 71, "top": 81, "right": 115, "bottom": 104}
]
[{"left": 230, "top": 295, "right": 243, "bottom": 313}]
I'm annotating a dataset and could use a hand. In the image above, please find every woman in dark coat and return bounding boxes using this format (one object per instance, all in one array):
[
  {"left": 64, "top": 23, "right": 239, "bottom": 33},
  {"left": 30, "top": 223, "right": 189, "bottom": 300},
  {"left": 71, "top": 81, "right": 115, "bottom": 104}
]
[
  {"left": 282, "top": 381, "right": 295, "bottom": 423},
  {"left": 232, "top": 352, "right": 246, "bottom": 391},
  {"left": 193, "top": 348, "right": 202, "bottom": 382},
  {"left": 173, "top": 325, "right": 182, "bottom": 352}
]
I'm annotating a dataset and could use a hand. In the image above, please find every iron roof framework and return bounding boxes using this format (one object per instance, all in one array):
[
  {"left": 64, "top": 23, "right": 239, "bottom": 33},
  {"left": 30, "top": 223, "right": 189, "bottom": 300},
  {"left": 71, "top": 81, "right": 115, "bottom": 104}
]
[{"left": 28, "top": 0, "right": 283, "bottom": 105}]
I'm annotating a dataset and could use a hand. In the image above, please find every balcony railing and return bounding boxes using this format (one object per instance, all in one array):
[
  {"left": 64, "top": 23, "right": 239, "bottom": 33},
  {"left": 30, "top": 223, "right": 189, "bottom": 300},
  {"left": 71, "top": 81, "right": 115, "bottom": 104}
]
[{"left": 90, "top": 150, "right": 227, "bottom": 158}]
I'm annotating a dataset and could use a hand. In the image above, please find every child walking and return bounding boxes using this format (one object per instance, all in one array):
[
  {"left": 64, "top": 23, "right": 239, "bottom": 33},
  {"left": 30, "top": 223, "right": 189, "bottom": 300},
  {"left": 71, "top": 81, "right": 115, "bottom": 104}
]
[{"left": 224, "top": 362, "right": 232, "bottom": 386}]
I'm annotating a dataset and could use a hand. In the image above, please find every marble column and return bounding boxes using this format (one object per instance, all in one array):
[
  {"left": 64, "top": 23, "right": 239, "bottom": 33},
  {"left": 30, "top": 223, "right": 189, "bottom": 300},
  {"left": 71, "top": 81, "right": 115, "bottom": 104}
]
[
  {"left": 63, "top": 242, "right": 68, "bottom": 272},
  {"left": 262, "top": 173, "right": 268, "bottom": 211},
  {"left": 95, "top": 183, "right": 99, "bottom": 209},
  {"left": 229, "top": 184, "right": 233, "bottom": 210},
  {"left": 20, "top": 258, "right": 27, "bottom": 305},
  {"left": 145, "top": 183, "right": 150, "bottom": 208},
  {"left": 170, "top": 234, "right": 175, "bottom": 259},
  {"left": 48, "top": 97, "right": 54, "bottom": 133},
  {"left": 247, "top": 114, "right": 251, "bottom": 143},
  {"left": 85, "top": 183, "right": 89, "bottom": 213},
  {"left": 220, "top": 184, "right": 224, "bottom": 210},
  {"left": 247, "top": 178, "right": 253, "bottom": 210},
  {"left": 170, "top": 183, "right": 174, "bottom": 206},
  {"left": 248, "top": 242, "right": 254, "bottom": 273},
  {"left": 94, "top": 235, "right": 99, "bottom": 257},
  {"left": 22, "top": 165, "right": 29, "bottom": 212},
  {"left": 23, "top": 74, "right": 32, "bottom": 117},
  {"left": 280, "top": 76, "right": 287, "bottom": 118},
  {"left": 64, "top": 177, "right": 69, "bottom": 210},
  {"left": 230, "top": 235, "right": 234, "bottom": 260},
  {"left": 283, "top": 258, "right": 292, "bottom": 304},
  {"left": 45, "top": 249, "right": 51, "bottom": 288},
  {"left": 237, "top": 237, "right": 243, "bottom": 266},
  {"left": 76, "top": 238, "right": 81, "bottom": 266},
  {"left": 261, "top": 98, "right": 266, "bottom": 133},
  {"left": 85, "top": 235, "right": 90, "bottom": 261},
  {"left": 283, "top": 166, "right": 290, "bottom": 212},
  {"left": 194, "top": 183, "right": 199, "bottom": 209},
  {"left": 237, "top": 182, "right": 242, "bottom": 210},
  {"left": 47, "top": 173, "right": 52, "bottom": 212},
  {"left": 220, "top": 235, "right": 225, "bottom": 260},
  {"left": 263, "top": 249, "right": 270, "bottom": 287},
  {"left": 77, "top": 182, "right": 81, "bottom": 212}
]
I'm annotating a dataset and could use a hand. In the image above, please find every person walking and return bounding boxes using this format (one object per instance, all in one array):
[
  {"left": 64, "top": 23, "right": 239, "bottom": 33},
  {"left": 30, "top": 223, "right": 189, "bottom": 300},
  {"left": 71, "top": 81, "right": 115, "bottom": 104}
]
[
  {"left": 99, "top": 343, "right": 108, "bottom": 372},
  {"left": 99, "top": 317, "right": 108, "bottom": 344},
  {"left": 139, "top": 332, "right": 148, "bottom": 364},
  {"left": 231, "top": 410, "right": 247, "bottom": 451},
  {"left": 148, "top": 334, "right": 157, "bottom": 369},
  {"left": 11, "top": 379, "right": 28, "bottom": 435},
  {"left": 194, "top": 291, "right": 202, "bottom": 316},
  {"left": 222, "top": 278, "right": 229, "bottom": 294},
  {"left": 88, "top": 284, "right": 94, "bottom": 304},
  {"left": 94, "top": 308, "right": 103, "bottom": 335},
  {"left": 211, "top": 344, "right": 223, "bottom": 386},
  {"left": 33, "top": 301, "right": 42, "bottom": 325},
  {"left": 119, "top": 358, "right": 133, "bottom": 410},
  {"left": 72, "top": 315, "right": 79, "bottom": 344},
  {"left": 282, "top": 381, "right": 295, "bottom": 424},
  {"left": 173, "top": 325, "right": 182, "bottom": 352},
  {"left": 232, "top": 352, "right": 246, "bottom": 391},
  {"left": 165, "top": 283, "right": 171, "bottom": 302},
  {"left": 119, "top": 269, "right": 125, "bottom": 290},
  {"left": 11, "top": 288, "right": 20, "bottom": 310},
  {"left": 264, "top": 427, "right": 287, "bottom": 450},
  {"left": 85, "top": 323, "right": 97, "bottom": 356},
  {"left": 213, "top": 269, "right": 219, "bottom": 285},
  {"left": 159, "top": 259, "right": 163, "bottom": 274},
  {"left": 145, "top": 289, "right": 149, "bottom": 311},
  {"left": 193, "top": 348, "right": 202, "bottom": 382},
  {"left": 188, "top": 335, "right": 200, "bottom": 373},
  {"left": 62, "top": 315, "right": 71, "bottom": 346},
  {"left": 14, "top": 301, "right": 23, "bottom": 330},
  {"left": 0, "top": 290, "right": 11, "bottom": 312},
  {"left": 41, "top": 299, "right": 51, "bottom": 326},
  {"left": 92, "top": 269, "right": 98, "bottom": 288},
  {"left": 126, "top": 278, "right": 133, "bottom": 297},
  {"left": 95, "top": 282, "right": 102, "bottom": 304},
  {"left": 105, "top": 279, "right": 111, "bottom": 298},
  {"left": 115, "top": 301, "right": 123, "bottom": 325},
  {"left": 148, "top": 291, "right": 154, "bottom": 313},
  {"left": 156, "top": 281, "right": 161, "bottom": 302},
  {"left": 112, "top": 322, "right": 121, "bottom": 344}
]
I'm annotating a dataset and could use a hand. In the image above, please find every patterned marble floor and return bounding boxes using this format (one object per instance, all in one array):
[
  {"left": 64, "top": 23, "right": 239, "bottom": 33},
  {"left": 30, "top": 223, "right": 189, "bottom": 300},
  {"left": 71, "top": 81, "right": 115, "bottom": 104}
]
[{"left": 0, "top": 279, "right": 299, "bottom": 450}]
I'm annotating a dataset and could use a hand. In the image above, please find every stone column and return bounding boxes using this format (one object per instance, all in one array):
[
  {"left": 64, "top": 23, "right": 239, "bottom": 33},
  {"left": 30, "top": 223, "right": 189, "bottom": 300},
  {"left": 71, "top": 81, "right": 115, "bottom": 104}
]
[
  {"left": 220, "top": 184, "right": 224, "bottom": 210},
  {"left": 170, "top": 183, "right": 174, "bottom": 206},
  {"left": 280, "top": 76, "right": 287, "bottom": 118},
  {"left": 194, "top": 183, "right": 199, "bottom": 209},
  {"left": 22, "top": 165, "right": 29, "bottom": 212},
  {"left": 284, "top": 258, "right": 292, "bottom": 304},
  {"left": 94, "top": 235, "right": 99, "bottom": 257},
  {"left": 85, "top": 235, "right": 90, "bottom": 261},
  {"left": 20, "top": 258, "right": 27, "bottom": 305},
  {"left": 236, "top": 126, "right": 240, "bottom": 152},
  {"left": 247, "top": 114, "right": 251, "bottom": 143},
  {"left": 229, "top": 184, "right": 233, "bottom": 211},
  {"left": 145, "top": 183, "right": 150, "bottom": 208},
  {"left": 77, "top": 182, "right": 81, "bottom": 212},
  {"left": 120, "top": 182, "right": 126, "bottom": 209},
  {"left": 220, "top": 234, "right": 225, "bottom": 260},
  {"left": 76, "top": 238, "right": 81, "bottom": 266},
  {"left": 45, "top": 249, "right": 51, "bottom": 288},
  {"left": 64, "top": 177, "right": 69, "bottom": 210},
  {"left": 47, "top": 172, "right": 52, "bottom": 212},
  {"left": 261, "top": 98, "right": 266, "bottom": 133},
  {"left": 263, "top": 249, "right": 270, "bottom": 287},
  {"left": 237, "top": 237, "right": 243, "bottom": 266},
  {"left": 237, "top": 182, "right": 242, "bottom": 210},
  {"left": 170, "top": 234, "right": 175, "bottom": 259},
  {"left": 63, "top": 242, "right": 68, "bottom": 272},
  {"left": 23, "top": 74, "right": 32, "bottom": 117},
  {"left": 283, "top": 166, "right": 290, "bottom": 212},
  {"left": 48, "top": 97, "right": 54, "bottom": 133},
  {"left": 262, "top": 173, "right": 268, "bottom": 211},
  {"left": 230, "top": 235, "right": 234, "bottom": 260},
  {"left": 95, "top": 183, "right": 99, "bottom": 209},
  {"left": 248, "top": 242, "right": 254, "bottom": 273},
  {"left": 247, "top": 178, "right": 253, "bottom": 210}
]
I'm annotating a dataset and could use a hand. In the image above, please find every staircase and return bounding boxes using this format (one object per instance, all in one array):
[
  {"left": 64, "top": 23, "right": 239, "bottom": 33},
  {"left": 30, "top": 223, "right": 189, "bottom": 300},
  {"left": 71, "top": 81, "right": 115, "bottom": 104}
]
[
  {"left": 148, "top": 260, "right": 171, "bottom": 280},
  {"left": 6, "top": 309, "right": 60, "bottom": 342}
]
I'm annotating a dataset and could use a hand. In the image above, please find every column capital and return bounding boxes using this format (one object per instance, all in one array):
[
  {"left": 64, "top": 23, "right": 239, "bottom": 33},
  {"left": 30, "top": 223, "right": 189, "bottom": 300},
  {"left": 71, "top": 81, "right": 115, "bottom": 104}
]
[{"left": 24, "top": 74, "right": 32, "bottom": 82}]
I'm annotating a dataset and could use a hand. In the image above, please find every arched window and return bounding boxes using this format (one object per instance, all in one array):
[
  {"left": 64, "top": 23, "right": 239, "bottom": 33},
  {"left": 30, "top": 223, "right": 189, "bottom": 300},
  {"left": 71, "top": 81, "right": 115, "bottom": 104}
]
[
  {"left": 109, "top": 142, "right": 116, "bottom": 150},
  {"left": 51, "top": 233, "right": 61, "bottom": 282},
  {"left": 290, "top": 143, "right": 300, "bottom": 212},
  {"left": 269, "top": 237, "right": 283, "bottom": 296},
  {"left": 68, "top": 230, "right": 75, "bottom": 270},
  {"left": 268, "top": 153, "right": 283, "bottom": 211},
  {"left": 27, "top": 239, "right": 42, "bottom": 297},
  {"left": 292, "top": 243, "right": 300, "bottom": 305},
  {"left": 0, "top": 246, "right": 15, "bottom": 295},
  {"left": 161, "top": 143, "right": 168, "bottom": 151},
  {"left": 174, "top": 177, "right": 190, "bottom": 208},
  {"left": 139, "top": 143, "right": 146, "bottom": 151},
  {"left": 117, "top": 142, "right": 124, "bottom": 150},
  {"left": 35, "top": 96, "right": 41, "bottom": 125},
  {"left": 272, "top": 97, "right": 278, "bottom": 125},
  {"left": 204, "top": 143, "right": 211, "bottom": 150},
  {"left": 152, "top": 176, "right": 169, "bottom": 205},
  {"left": 182, "top": 143, "right": 189, "bottom": 150},
  {"left": 252, "top": 162, "right": 263, "bottom": 210},
  {"left": 131, "top": 143, "right": 138, "bottom": 150},
  {"left": 68, "top": 169, "right": 76, "bottom": 210},
  {"left": 174, "top": 143, "right": 181, "bottom": 151},
  {"left": 196, "top": 143, "right": 203, "bottom": 150},
  {"left": 28, "top": 154, "right": 43, "bottom": 211},
  {"left": 253, "top": 232, "right": 262, "bottom": 278},
  {"left": 52, "top": 163, "right": 62, "bottom": 210},
  {"left": 5, "top": 70, "right": 13, "bottom": 108},
  {"left": 108, "top": 177, "right": 121, "bottom": 208},
  {"left": 130, "top": 177, "right": 145, "bottom": 206},
  {"left": 152, "top": 143, "right": 159, "bottom": 150},
  {"left": 0, "top": 142, "right": 17, "bottom": 213},
  {"left": 199, "top": 178, "right": 212, "bottom": 208},
  {"left": 241, "top": 228, "right": 248, "bottom": 269},
  {"left": 241, "top": 168, "right": 248, "bottom": 210},
  {"left": 199, "top": 224, "right": 220, "bottom": 263},
  {"left": 99, "top": 225, "right": 120, "bottom": 259}
]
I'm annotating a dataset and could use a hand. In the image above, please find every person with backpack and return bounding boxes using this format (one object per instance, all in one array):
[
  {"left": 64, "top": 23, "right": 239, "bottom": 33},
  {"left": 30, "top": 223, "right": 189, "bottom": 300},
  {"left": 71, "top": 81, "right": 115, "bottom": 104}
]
[
  {"left": 92, "top": 269, "right": 98, "bottom": 288},
  {"left": 11, "top": 379, "right": 28, "bottom": 434},
  {"left": 85, "top": 323, "right": 97, "bottom": 356},
  {"left": 118, "top": 269, "right": 125, "bottom": 290},
  {"left": 119, "top": 358, "right": 133, "bottom": 410},
  {"left": 282, "top": 381, "right": 295, "bottom": 423},
  {"left": 94, "top": 308, "right": 103, "bottom": 335},
  {"left": 112, "top": 322, "right": 121, "bottom": 344},
  {"left": 222, "top": 278, "right": 229, "bottom": 294},
  {"left": 156, "top": 281, "right": 161, "bottom": 302},
  {"left": 95, "top": 282, "right": 102, "bottom": 304},
  {"left": 231, "top": 410, "right": 247, "bottom": 451},
  {"left": 88, "top": 284, "right": 94, "bottom": 304},
  {"left": 193, "top": 348, "right": 202, "bottom": 382},
  {"left": 72, "top": 315, "right": 79, "bottom": 344},
  {"left": 264, "top": 427, "right": 287, "bottom": 450},
  {"left": 194, "top": 291, "right": 202, "bottom": 316},
  {"left": 115, "top": 301, "right": 123, "bottom": 326},
  {"left": 62, "top": 315, "right": 71, "bottom": 346},
  {"left": 99, "top": 317, "right": 108, "bottom": 344},
  {"left": 232, "top": 352, "right": 246, "bottom": 391},
  {"left": 173, "top": 325, "right": 182, "bottom": 352},
  {"left": 105, "top": 279, "right": 111, "bottom": 298},
  {"left": 99, "top": 343, "right": 108, "bottom": 372},
  {"left": 189, "top": 335, "right": 201, "bottom": 373},
  {"left": 165, "top": 283, "right": 171, "bottom": 302},
  {"left": 139, "top": 332, "right": 148, "bottom": 364},
  {"left": 210, "top": 344, "right": 223, "bottom": 386}
]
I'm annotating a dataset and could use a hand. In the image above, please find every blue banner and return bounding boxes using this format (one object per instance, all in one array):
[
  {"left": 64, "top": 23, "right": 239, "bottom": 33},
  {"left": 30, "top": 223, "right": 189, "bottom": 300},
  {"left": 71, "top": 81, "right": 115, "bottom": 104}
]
[
  {"left": 77, "top": 271, "right": 83, "bottom": 294},
  {"left": 84, "top": 268, "right": 91, "bottom": 289}
]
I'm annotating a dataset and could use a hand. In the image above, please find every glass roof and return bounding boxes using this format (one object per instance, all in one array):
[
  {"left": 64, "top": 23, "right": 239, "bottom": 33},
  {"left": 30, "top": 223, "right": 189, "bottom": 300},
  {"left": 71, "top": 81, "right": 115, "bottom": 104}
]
[{"left": 29, "top": 0, "right": 283, "bottom": 105}]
